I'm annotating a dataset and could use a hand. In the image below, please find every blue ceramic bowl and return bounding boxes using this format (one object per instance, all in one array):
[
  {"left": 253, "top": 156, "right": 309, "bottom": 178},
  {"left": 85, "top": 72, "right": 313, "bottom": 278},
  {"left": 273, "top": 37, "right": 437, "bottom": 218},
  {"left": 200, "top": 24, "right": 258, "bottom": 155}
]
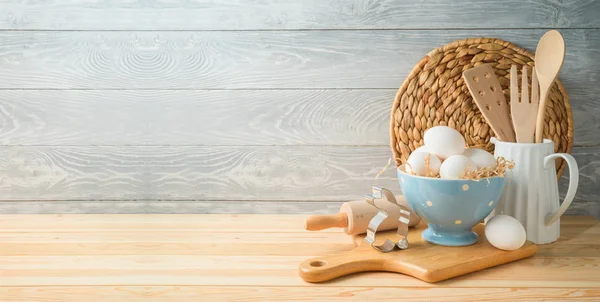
[{"left": 397, "top": 165, "right": 506, "bottom": 246}]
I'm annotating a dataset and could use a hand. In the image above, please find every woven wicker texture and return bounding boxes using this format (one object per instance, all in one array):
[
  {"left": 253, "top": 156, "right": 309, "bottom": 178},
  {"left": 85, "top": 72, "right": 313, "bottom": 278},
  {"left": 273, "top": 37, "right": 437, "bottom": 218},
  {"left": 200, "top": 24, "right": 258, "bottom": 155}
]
[{"left": 390, "top": 37, "right": 573, "bottom": 177}]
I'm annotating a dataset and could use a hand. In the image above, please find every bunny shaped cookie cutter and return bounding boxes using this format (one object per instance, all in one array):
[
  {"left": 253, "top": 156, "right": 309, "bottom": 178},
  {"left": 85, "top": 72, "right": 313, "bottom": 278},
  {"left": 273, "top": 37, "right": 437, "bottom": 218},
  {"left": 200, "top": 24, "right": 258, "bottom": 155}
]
[{"left": 363, "top": 186, "right": 412, "bottom": 253}]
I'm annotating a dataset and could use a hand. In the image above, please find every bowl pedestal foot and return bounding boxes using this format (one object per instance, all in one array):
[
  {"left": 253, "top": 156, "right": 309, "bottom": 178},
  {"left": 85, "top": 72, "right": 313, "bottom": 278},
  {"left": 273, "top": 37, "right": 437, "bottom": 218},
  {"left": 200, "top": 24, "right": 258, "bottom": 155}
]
[{"left": 422, "top": 227, "right": 479, "bottom": 246}]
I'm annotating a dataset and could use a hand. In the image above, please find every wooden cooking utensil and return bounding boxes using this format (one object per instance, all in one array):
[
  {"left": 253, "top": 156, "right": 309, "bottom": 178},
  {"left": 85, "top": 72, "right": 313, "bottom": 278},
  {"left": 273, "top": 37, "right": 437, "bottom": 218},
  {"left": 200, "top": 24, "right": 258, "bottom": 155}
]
[
  {"left": 463, "top": 64, "right": 516, "bottom": 142},
  {"left": 531, "top": 65, "right": 540, "bottom": 131},
  {"left": 305, "top": 196, "right": 420, "bottom": 235},
  {"left": 510, "top": 65, "right": 539, "bottom": 143},
  {"left": 534, "top": 30, "right": 566, "bottom": 143},
  {"left": 299, "top": 223, "right": 537, "bottom": 283}
]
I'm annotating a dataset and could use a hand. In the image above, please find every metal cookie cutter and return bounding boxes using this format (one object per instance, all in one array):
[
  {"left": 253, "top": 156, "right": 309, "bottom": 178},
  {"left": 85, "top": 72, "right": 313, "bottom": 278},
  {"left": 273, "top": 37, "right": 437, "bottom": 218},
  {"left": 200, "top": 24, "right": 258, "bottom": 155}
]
[{"left": 363, "top": 186, "right": 412, "bottom": 253}]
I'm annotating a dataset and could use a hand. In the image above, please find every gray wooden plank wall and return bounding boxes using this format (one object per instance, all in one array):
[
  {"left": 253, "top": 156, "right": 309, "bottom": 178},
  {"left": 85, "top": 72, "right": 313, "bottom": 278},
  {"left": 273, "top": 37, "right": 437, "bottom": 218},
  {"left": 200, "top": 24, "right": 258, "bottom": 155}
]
[{"left": 0, "top": 1, "right": 599, "bottom": 217}]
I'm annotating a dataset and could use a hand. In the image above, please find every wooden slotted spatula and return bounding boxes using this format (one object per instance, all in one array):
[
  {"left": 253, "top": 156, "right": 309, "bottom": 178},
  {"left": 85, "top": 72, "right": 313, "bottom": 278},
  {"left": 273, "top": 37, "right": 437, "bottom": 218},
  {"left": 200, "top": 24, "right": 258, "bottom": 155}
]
[{"left": 463, "top": 64, "right": 516, "bottom": 142}]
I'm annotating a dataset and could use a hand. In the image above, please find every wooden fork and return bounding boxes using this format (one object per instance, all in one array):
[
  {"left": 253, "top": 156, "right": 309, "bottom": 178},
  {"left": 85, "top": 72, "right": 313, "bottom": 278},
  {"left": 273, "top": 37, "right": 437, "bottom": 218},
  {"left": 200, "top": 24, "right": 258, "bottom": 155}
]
[{"left": 510, "top": 65, "right": 539, "bottom": 143}]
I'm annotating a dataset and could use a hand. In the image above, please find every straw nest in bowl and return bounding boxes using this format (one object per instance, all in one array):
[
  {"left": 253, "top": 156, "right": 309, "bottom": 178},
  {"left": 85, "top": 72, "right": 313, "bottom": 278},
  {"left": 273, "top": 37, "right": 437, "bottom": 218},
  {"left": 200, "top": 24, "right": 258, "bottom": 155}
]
[{"left": 404, "top": 154, "right": 515, "bottom": 182}]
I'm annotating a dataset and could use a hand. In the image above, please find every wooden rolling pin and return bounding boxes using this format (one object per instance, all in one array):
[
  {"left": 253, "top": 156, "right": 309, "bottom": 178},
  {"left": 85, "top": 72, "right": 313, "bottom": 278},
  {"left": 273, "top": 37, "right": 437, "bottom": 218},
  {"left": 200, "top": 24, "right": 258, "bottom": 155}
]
[{"left": 304, "top": 195, "right": 421, "bottom": 235}]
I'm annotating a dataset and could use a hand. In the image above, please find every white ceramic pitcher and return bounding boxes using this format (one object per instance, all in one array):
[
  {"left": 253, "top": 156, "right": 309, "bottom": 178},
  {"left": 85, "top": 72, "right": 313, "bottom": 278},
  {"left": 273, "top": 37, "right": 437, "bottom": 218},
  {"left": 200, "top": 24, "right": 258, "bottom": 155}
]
[{"left": 485, "top": 138, "right": 579, "bottom": 244}]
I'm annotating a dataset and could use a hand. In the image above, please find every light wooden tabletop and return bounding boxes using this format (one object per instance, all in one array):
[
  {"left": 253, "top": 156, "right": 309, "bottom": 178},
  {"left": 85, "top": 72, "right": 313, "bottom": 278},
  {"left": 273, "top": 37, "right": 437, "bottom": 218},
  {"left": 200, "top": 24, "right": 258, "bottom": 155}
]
[{"left": 0, "top": 214, "right": 599, "bottom": 301}]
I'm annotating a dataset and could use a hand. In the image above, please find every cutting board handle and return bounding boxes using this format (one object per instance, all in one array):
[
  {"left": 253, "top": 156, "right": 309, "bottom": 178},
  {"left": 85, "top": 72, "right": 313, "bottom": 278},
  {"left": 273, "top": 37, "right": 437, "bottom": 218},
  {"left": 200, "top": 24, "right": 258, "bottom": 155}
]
[{"left": 298, "top": 250, "right": 387, "bottom": 283}]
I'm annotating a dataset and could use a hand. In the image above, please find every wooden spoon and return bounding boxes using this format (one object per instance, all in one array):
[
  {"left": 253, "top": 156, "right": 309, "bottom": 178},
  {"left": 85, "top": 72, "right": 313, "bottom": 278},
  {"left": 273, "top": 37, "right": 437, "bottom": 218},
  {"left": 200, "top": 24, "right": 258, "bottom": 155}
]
[{"left": 534, "top": 30, "right": 566, "bottom": 143}]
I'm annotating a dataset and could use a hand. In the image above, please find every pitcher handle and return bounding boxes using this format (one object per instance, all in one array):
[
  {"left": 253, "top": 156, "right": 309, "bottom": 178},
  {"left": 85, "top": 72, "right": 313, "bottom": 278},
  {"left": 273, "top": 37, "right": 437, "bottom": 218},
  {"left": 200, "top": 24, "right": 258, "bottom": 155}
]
[{"left": 543, "top": 153, "right": 579, "bottom": 226}]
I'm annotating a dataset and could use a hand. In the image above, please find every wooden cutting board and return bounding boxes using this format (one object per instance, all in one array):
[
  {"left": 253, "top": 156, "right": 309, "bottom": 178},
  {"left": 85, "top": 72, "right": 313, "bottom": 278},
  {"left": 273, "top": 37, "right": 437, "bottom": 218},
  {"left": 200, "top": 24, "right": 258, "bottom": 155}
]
[{"left": 299, "top": 222, "right": 537, "bottom": 283}]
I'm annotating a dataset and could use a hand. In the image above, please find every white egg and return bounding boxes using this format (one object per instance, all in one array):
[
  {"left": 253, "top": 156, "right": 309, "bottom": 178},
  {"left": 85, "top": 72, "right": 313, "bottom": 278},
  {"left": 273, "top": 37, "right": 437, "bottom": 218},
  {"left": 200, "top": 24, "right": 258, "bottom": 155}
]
[
  {"left": 485, "top": 215, "right": 526, "bottom": 251},
  {"left": 423, "top": 126, "right": 466, "bottom": 160},
  {"left": 413, "top": 145, "right": 429, "bottom": 153},
  {"left": 405, "top": 151, "right": 441, "bottom": 176},
  {"left": 439, "top": 155, "right": 477, "bottom": 179},
  {"left": 463, "top": 148, "right": 497, "bottom": 169}
]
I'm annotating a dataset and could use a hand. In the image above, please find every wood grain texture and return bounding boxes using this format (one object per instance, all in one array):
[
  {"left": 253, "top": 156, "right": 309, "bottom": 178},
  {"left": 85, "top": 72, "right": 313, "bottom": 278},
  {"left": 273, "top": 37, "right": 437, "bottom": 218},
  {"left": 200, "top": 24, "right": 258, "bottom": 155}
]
[
  {"left": 0, "top": 214, "right": 340, "bottom": 231},
  {"left": 0, "top": 214, "right": 598, "bottom": 290},
  {"left": 0, "top": 30, "right": 598, "bottom": 89},
  {"left": 0, "top": 201, "right": 342, "bottom": 215},
  {"left": 0, "top": 199, "right": 594, "bottom": 218},
  {"left": 0, "top": 232, "right": 355, "bottom": 244},
  {"left": 0, "top": 89, "right": 598, "bottom": 146},
  {"left": 0, "top": 214, "right": 594, "bottom": 230},
  {"left": 1, "top": 286, "right": 598, "bottom": 302},
  {"left": 0, "top": 145, "right": 400, "bottom": 201},
  {"left": 2, "top": 258, "right": 599, "bottom": 287},
  {"left": 0, "top": 146, "right": 597, "bottom": 217},
  {"left": 2, "top": 0, "right": 599, "bottom": 30},
  {"left": 0, "top": 214, "right": 596, "bottom": 257},
  {"left": 0, "top": 89, "right": 393, "bottom": 146},
  {"left": 0, "top": 239, "right": 595, "bottom": 257},
  {"left": 1, "top": 3, "right": 599, "bottom": 218}
]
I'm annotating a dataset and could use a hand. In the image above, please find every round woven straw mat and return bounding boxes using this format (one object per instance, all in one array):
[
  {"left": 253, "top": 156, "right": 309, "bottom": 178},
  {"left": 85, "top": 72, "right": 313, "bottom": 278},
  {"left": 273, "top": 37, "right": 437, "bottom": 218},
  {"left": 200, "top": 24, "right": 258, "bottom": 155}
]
[{"left": 390, "top": 37, "right": 573, "bottom": 177}]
